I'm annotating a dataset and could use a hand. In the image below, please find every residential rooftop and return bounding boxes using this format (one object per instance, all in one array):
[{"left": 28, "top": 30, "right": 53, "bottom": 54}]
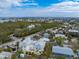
[{"left": 52, "top": 46, "right": 74, "bottom": 56}]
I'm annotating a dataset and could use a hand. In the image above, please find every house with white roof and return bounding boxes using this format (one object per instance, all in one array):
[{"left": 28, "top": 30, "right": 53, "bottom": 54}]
[
  {"left": 52, "top": 46, "right": 74, "bottom": 59},
  {"left": 19, "top": 36, "right": 49, "bottom": 55},
  {"left": 68, "top": 29, "right": 79, "bottom": 33},
  {"left": 27, "top": 24, "right": 35, "bottom": 29},
  {"left": 55, "top": 34, "right": 67, "bottom": 39},
  {"left": 0, "top": 51, "right": 12, "bottom": 59},
  {"left": 68, "top": 29, "right": 79, "bottom": 37}
]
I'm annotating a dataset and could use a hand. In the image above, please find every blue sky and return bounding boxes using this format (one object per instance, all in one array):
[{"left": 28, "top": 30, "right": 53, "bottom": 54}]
[{"left": 0, "top": 0, "right": 79, "bottom": 17}]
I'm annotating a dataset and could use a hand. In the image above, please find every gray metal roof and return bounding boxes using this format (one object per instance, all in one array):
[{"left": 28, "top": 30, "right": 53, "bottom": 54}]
[{"left": 52, "top": 46, "right": 74, "bottom": 56}]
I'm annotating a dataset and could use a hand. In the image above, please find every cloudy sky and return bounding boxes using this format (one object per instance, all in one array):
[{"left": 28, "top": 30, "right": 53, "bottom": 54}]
[{"left": 0, "top": 0, "right": 79, "bottom": 17}]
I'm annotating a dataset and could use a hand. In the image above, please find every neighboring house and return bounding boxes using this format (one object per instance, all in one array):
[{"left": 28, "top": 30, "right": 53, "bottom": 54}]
[
  {"left": 52, "top": 46, "right": 74, "bottom": 59},
  {"left": 0, "top": 51, "right": 12, "bottom": 59},
  {"left": 52, "top": 29, "right": 58, "bottom": 34},
  {"left": 68, "top": 29, "right": 79, "bottom": 36},
  {"left": 58, "top": 30, "right": 64, "bottom": 34},
  {"left": 43, "top": 33, "right": 50, "bottom": 38},
  {"left": 68, "top": 29, "right": 79, "bottom": 33},
  {"left": 19, "top": 36, "right": 49, "bottom": 55},
  {"left": 19, "top": 53, "right": 25, "bottom": 58},
  {"left": 55, "top": 34, "right": 67, "bottom": 39},
  {"left": 64, "top": 38, "right": 78, "bottom": 50},
  {"left": 27, "top": 24, "right": 35, "bottom": 29}
]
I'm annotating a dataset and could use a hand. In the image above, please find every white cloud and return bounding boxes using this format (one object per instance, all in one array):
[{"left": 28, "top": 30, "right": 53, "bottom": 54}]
[
  {"left": 0, "top": 0, "right": 38, "bottom": 9},
  {"left": 1, "top": 0, "right": 79, "bottom": 17},
  {"left": 53, "top": 1, "right": 79, "bottom": 7},
  {"left": 0, "top": 0, "right": 21, "bottom": 8},
  {"left": 16, "top": 3, "right": 38, "bottom": 7},
  {"left": 38, "top": 1, "right": 79, "bottom": 14},
  {"left": 51, "top": 1, "right": 79, "bottom": 11}
]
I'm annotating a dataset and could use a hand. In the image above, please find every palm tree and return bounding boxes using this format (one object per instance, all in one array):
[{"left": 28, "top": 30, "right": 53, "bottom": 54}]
[{"left": 53, "top": 37, "right": 64, "bottom": 46}]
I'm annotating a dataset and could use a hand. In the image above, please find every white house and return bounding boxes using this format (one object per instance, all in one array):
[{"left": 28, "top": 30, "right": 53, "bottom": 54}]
[
  {"left": 68, "top": 29, "right": 79, "bottom": 33},
  {"left": 20, "top": 53, "right": 25, "bottom": 58},
  {"left": 68, "top": 29, "right": 79, "bottom": 37},
  {"left": 55, "top": 34, "right": 67, "bottom": 38},
  {"left": 19, "top": 36, "right": 49, "bottom": 55},
  {"left": 27, "top": 24, "right": 35, "bottom": 29}
]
